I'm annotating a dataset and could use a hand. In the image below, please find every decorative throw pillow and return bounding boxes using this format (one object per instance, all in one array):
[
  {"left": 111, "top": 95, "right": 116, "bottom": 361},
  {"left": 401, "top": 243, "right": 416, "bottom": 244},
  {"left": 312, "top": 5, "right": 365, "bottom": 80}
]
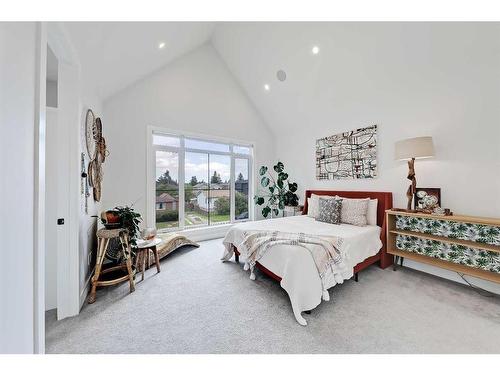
[
  {"left": 307, "top": 194, "right": 336, "bottom": 218},
  {"left": 307, "top": 197, "right": 317, "bottom": 218},
  {"left": 316, "top": 198, "right": 342, "bottom": 224},
  {"left": 335, "top": 196, "right": 378, "bottom": 226},
  {"left": 366, "top": 199, "right": 378, "bottom": 226},
  {"left": 339, "top": 198, "right": 369, "bottom": 226}
]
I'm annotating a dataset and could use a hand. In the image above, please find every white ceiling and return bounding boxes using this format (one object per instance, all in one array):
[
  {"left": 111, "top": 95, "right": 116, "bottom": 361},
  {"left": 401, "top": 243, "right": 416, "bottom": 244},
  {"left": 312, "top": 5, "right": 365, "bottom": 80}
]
[
  {"left": 62, "top": 22, "right": 500, "bottom": 137},
  {"left": 62, "top": 22, "right": 215, "bottom": 99},
  {"left": 211, "top": 22, "right": 500, "bottom": 137}
]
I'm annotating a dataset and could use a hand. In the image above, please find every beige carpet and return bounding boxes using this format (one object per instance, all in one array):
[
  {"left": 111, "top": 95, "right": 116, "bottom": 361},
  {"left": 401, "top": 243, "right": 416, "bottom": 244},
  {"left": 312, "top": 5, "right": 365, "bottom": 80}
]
[{"left": 46, "top": 239, "right": 500, "bottom": 354}]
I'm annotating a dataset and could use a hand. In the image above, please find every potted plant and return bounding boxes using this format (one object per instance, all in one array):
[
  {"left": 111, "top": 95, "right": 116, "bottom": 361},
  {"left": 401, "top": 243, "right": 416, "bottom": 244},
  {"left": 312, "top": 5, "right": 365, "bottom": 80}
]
[
  {"left": 112, "top": 205, "right": 142, "bottom": 247},
  {"left": 254, "top": 161, "right": 299, "bottom": 218}
]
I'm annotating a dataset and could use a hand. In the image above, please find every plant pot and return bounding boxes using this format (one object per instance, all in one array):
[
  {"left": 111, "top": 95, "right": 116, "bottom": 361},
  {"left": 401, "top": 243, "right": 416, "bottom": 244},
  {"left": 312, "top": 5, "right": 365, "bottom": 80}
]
[{"left": 105, "top": 210, "right": 121, "bottom": 224}]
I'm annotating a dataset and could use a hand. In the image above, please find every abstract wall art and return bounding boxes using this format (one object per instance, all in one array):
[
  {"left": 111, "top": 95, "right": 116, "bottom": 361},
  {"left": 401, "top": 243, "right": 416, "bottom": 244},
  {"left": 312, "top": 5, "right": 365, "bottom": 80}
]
[{"left": 316, "top": 124, "right": 377, "bottom": 180}]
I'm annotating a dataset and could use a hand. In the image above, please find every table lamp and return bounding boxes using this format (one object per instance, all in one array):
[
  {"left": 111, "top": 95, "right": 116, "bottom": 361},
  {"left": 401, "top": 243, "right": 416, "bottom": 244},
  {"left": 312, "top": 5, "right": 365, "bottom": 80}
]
[{"left": 395, "top": 136, "right": 435, "bottom": 211}]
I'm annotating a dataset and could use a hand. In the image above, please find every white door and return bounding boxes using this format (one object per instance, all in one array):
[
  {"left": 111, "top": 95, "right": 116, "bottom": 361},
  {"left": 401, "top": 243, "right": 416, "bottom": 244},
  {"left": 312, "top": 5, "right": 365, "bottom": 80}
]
[
  {"left": 44, "top": 108, "right": 58, "bottom": 311},
  {"left": 44, "top": 60, "right": 77, "bottom": 320}
]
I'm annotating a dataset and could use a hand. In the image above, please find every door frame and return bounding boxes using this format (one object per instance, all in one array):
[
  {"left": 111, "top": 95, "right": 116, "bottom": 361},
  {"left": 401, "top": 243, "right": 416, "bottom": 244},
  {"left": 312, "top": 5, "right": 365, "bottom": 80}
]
[{"left": 34, "top": 22, "right": 81, "bottom": 354}]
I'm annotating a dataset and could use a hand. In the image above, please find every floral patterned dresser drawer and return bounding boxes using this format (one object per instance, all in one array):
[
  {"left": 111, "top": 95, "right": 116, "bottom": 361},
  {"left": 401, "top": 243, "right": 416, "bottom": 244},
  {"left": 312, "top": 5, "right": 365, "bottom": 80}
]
[
  {"left": 396, "top": 215, "right": 500, "bottom": 246},
  {"left": 396, "top": 234, "right": 500, "bottom": 274},
  {"left": 386, "top": 210, "right": 500, "bottom": 284}
]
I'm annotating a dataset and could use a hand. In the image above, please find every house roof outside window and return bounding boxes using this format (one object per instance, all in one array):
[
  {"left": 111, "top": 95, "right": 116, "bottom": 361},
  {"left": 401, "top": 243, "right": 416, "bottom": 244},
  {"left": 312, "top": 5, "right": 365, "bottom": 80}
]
[{"left": 156, "top": 192, "right": 177, "bottom": 203}]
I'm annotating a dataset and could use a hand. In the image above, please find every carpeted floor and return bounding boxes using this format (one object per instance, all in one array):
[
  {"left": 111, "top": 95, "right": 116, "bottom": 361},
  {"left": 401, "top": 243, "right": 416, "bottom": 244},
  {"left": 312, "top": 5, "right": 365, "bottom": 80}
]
[{"left": 46, "top": 239, "right": 500, "bottom": 354}]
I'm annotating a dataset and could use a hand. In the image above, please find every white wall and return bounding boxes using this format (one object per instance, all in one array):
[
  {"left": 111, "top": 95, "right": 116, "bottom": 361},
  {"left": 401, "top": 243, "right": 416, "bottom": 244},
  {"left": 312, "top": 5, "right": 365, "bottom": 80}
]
[
  {"left": 102, "top": 43, "right": 275, "bottom": 225},
  {"left": 214, "top": 23, "right": 500, "bottom": 292},
  {"left": 276, "top": 24, "right": 500, "bottom": 292},
  {"left": 77, "top": 71, "right": 103, "bottom": 307},
  {"left": 0, "top": 22, "right": 37, "bottom": 353},
  {"left": 274, "top": 25, "right": 500, "bottom": 217},
  {"left": 45, "top": 22, "right": 104, "bottom": 312}
]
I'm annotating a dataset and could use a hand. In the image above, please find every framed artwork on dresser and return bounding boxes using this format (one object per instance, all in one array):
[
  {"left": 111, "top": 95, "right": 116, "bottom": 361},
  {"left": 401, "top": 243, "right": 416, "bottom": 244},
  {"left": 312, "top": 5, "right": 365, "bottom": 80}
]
[{"left": 414, "top": 187, "right": 441, "bottom": 210}]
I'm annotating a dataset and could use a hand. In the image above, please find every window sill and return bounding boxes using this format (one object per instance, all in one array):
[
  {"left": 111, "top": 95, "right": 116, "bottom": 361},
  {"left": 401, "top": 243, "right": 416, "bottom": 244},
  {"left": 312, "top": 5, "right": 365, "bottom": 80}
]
[{"left": 158, "top": 223, "right": 232, "bottom": 242}]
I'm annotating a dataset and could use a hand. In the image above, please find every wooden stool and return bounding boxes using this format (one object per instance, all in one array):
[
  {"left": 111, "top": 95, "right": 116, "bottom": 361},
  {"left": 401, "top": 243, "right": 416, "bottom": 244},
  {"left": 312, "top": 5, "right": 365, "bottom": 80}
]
[
  {"left": 135, "top": 238, "right": 162, "bottom": 281},
  {"left": 88, "top": 228, "right": 136, "bottom": 304}
]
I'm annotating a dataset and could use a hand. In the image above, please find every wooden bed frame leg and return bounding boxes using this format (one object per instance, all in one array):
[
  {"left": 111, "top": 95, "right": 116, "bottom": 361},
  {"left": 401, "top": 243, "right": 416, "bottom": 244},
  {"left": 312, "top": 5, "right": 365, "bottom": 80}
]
[
  {"left": 354, "top": 272, "right": 359, "bottom": 282},
  {"left": 232, "top": 245, "right": 240, "bottom": 263},
  {"left": 379, "top": 251, "right": 393, "bottom": 270}
]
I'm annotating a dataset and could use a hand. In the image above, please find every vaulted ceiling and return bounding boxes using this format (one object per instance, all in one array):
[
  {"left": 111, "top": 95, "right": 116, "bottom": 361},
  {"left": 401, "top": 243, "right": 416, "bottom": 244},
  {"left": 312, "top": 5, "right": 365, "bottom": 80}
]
[
  {"left": 62, "top": 22, "right": 500, "bottom": 139},
  {"left": 62, "top": 22, "right": 215, "bottom": 99}
]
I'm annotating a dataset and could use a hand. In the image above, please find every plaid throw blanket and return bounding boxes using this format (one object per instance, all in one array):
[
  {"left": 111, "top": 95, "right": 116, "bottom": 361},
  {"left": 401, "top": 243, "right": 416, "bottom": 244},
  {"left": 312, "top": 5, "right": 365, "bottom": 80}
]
[{"left": 235, "top": 230, "right": 345, "bottom": 297}]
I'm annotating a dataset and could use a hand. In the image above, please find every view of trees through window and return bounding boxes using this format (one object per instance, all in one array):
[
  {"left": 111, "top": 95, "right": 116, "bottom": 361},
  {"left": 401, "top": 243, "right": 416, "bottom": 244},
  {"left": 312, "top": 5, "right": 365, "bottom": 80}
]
[{"left": 153, "top": 133, "right": 252, "bottom": 230}]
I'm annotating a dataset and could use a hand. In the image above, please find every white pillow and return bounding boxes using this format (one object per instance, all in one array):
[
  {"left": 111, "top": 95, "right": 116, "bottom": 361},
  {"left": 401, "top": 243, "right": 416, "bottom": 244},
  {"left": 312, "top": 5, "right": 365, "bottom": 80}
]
[
  {"left": 335, "top": 196, "right": 378, "bottom": 226},
  {"left": 307, "top": 197, "right": 317, "bottom": 218},
  {"left": 340, "top": 198, "right": 369, "bottom": 226},
  {"left": 366, "top": 199, "right": 378, "bottom": 226},
  {"left": 307, "top": 194, "right": 336, "bottom": 218}
]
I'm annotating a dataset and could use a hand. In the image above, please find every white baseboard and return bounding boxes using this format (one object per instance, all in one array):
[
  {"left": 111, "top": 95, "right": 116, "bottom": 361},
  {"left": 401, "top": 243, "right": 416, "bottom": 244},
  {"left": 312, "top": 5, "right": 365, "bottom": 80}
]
[
  {"left": 79, "top": 266, "right": 95, "bottom": 309},
  {"left": 403, "top": 259, "right": 500, "bottom": 295}
]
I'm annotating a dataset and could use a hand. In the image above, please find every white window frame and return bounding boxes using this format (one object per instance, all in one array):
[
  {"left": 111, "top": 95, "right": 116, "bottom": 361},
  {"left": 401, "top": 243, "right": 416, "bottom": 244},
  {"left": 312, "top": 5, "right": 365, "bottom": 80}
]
[{"left": 146, "top": 126, "right": 254, "bottom": 233}]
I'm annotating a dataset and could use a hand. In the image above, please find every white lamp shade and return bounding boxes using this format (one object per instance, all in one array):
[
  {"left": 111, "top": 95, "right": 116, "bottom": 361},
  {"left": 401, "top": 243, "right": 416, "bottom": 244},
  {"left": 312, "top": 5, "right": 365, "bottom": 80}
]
[{"left": 395, "top": 136, "right": 435, "bottom": 161}]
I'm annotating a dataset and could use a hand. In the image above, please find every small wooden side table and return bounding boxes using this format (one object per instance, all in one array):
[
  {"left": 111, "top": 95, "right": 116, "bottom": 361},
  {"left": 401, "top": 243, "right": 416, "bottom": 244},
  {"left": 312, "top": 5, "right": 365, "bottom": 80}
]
[
  {"left": 135, "top": 238, "right": 162, "bottom": 281},
  {"left": 88, "top": 228, "right": 136, "bottom": 304}
]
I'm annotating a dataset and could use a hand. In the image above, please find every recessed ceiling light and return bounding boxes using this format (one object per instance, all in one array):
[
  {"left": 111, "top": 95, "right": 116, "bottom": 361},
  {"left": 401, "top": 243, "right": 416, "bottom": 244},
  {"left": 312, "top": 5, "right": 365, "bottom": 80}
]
[
  {"left": 312, "top": 46, "right": 320, "bottom": 55},
  {"left": 264, "top": 84, "right": 270, "bottom": 91},
  {"left": 158, "top": 42, "right": 166, "bottom": 49}
]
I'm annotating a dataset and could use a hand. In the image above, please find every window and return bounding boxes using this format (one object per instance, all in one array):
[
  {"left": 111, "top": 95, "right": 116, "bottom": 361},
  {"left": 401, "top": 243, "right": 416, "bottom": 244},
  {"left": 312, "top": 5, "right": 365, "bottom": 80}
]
[{"left": 151, "top": 131, "right": 253, "bottom": 231}]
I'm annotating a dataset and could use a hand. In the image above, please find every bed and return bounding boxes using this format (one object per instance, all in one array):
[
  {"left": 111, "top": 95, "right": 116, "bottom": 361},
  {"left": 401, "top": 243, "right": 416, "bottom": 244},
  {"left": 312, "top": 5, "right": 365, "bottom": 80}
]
[{"left": 221, "top": 190, "right": 393, "bottom": 325}]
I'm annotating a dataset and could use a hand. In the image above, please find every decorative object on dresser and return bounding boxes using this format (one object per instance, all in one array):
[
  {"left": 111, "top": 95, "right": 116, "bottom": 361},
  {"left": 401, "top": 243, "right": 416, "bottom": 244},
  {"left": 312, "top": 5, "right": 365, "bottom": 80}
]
[
  {"left": 316, "top": 125, "right": 377, "bottom": 180},
  {"left": 414, "top": 187, "right": 441, "bottom": 212},
  {"left": 253, "top": 161, "right": 299, "bottom": 218},
  {"left": 394, "top": 136, "right": 435, "bottom": 211},
  {"left": 386, "top": 210, "right": 500, "bottom": 284}
]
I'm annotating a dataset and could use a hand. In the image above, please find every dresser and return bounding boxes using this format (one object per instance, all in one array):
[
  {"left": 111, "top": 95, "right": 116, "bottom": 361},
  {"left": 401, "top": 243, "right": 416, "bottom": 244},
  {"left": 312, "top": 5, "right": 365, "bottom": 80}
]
[{"left": 386, "top": 210, "right": 500, "bottom": 283}]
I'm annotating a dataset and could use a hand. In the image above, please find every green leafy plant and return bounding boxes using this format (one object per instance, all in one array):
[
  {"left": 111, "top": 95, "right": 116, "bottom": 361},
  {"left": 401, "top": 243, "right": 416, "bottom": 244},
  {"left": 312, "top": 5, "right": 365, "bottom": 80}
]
[
  {"left": 112, "top": 205, "right": 142, "bottom": 247},
  {"left": 254, "top": 161, "right": 299, "bottom": 218}
]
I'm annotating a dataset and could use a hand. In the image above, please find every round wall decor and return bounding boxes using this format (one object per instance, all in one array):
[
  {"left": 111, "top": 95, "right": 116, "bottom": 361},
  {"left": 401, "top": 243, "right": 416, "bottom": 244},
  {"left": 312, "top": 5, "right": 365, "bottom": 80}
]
[{"left": 85, "top": 109, "right": 97, "bottom": 159}]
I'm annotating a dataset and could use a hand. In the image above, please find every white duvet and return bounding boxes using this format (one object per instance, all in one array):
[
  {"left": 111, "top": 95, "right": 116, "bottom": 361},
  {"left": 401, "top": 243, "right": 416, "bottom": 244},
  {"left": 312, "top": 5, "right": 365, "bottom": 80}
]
[{"left": 222, "top": 215, "right": 382, "bottom": 325}]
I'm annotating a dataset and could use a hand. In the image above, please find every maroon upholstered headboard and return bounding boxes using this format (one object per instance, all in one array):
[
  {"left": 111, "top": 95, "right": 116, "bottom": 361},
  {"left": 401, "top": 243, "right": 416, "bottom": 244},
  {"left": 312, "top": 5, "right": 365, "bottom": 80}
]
[
  {"left": 303, "top": 190, "right": 393, "bottom": 228},
  {"left": 303, "top": 190, "right": 394, "bottom": 269}
]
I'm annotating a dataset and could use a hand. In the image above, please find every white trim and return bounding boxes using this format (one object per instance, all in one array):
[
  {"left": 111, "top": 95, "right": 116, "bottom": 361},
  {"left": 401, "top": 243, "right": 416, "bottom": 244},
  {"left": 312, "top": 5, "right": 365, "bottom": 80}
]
[
  {"left": 149, "top": 125, "right": 254, "bottom": 148},
  {"left": 146, "top": 127, "right": 154, "bottom": 227},
  {"left": 182, "top": 223, "right": 233, "bottom": 243},
  {"left": 79, "top": 266, "right": 94, "bottom": 309},
  {"left": 34, "top": 21, "right": 47, "bottom": 355},
  {"left": 230, "top": 145, "right": 235, "bottom": 222},
  {"left": 178, "top": 137, "right": 186, "bottom": 231}
]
